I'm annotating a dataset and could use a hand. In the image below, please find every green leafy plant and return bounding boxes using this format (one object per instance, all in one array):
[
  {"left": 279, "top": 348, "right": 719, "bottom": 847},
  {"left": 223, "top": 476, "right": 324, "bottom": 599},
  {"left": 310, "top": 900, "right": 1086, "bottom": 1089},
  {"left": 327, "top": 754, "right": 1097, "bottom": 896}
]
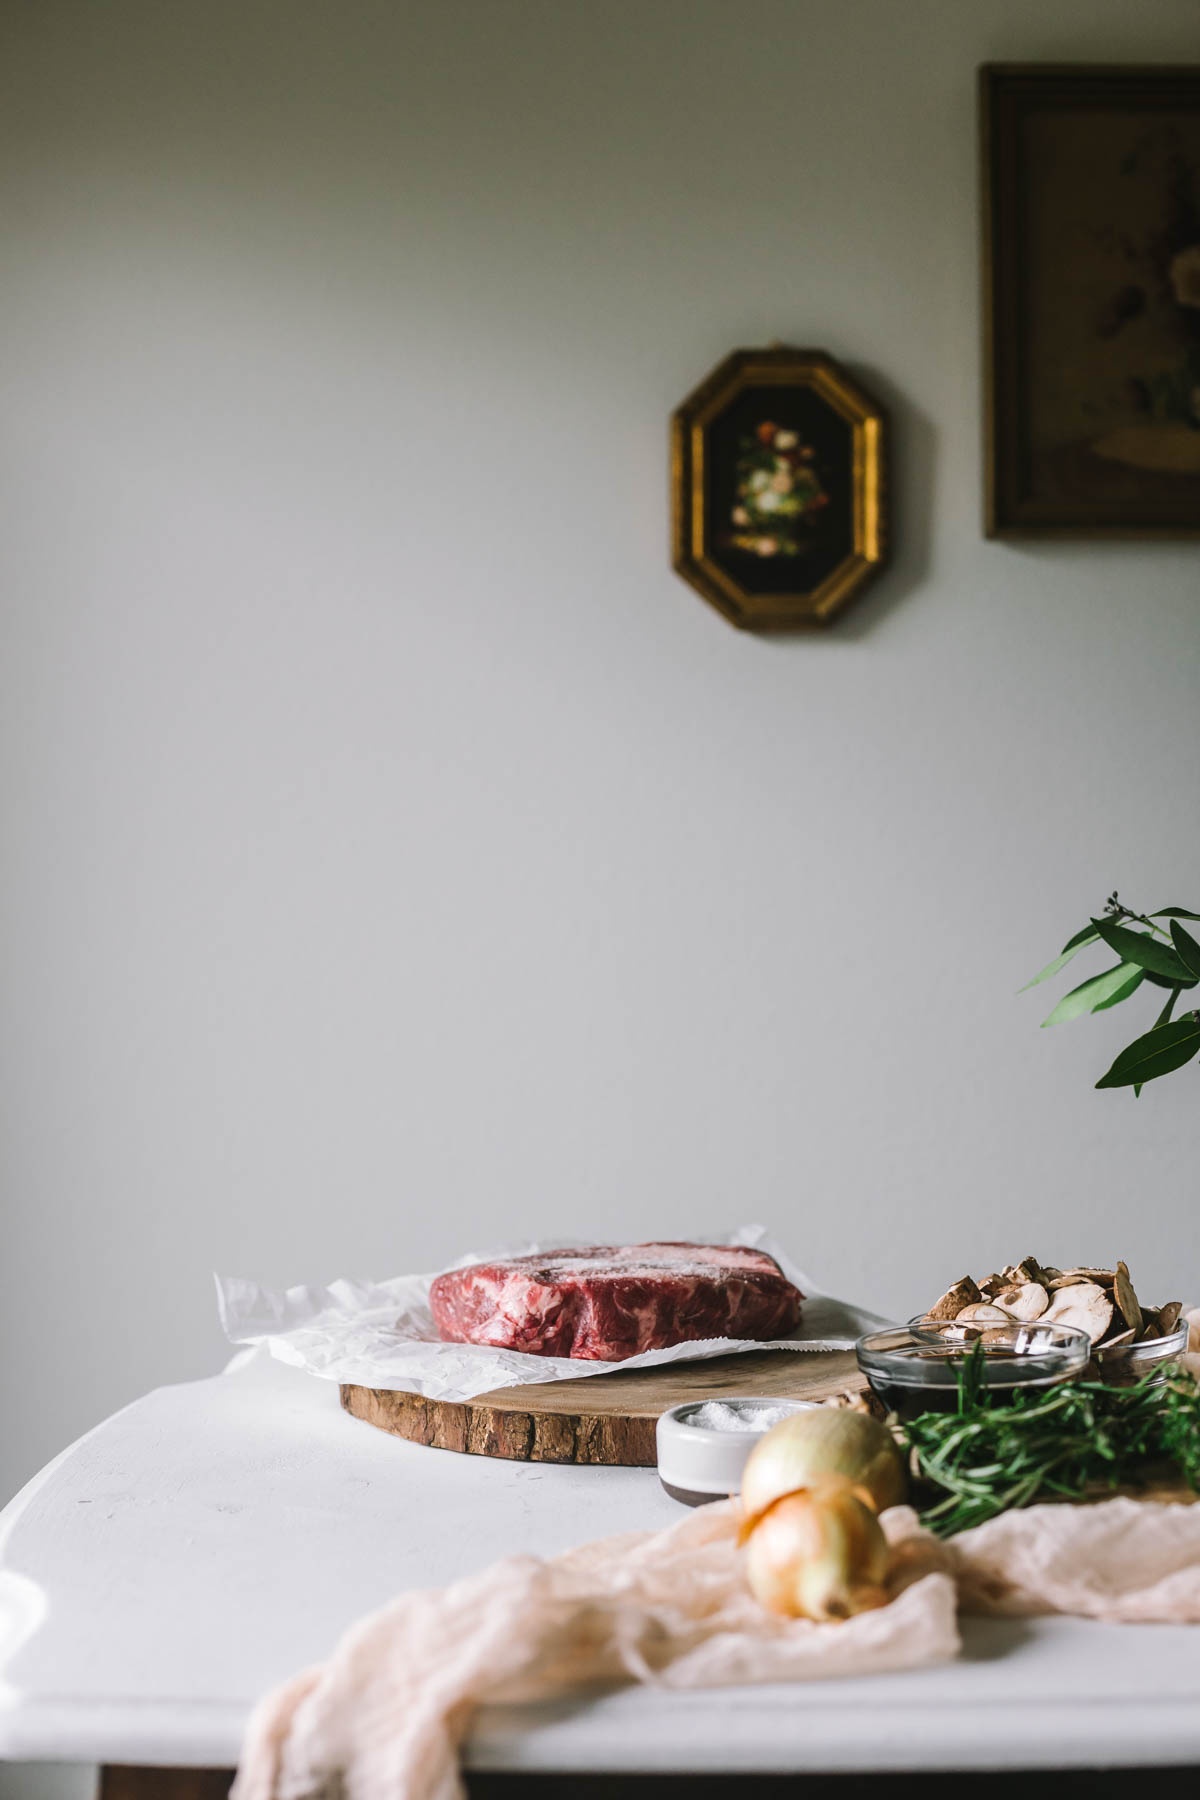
[
  {"left": 904, "top": 1346, "right": 1200, "bottom": 1537},
  {"left": 1025, "top": 892, "right": 1200, "bottom": 1093}
]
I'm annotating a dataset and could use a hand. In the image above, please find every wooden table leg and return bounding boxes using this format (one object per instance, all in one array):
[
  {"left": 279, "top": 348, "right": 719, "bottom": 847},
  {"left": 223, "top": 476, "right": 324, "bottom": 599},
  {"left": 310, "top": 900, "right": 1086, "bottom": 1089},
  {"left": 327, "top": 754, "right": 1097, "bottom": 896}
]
[{"left": 99, "top": 1771, "right": 234, "bottom": 1800}]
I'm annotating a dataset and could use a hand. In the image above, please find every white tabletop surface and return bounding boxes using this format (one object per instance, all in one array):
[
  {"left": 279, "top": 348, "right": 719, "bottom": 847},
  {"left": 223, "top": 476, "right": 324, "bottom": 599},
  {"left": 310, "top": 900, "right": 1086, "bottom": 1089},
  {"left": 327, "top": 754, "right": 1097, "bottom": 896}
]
[{"left": 2, "top": 1351, "right": 1200, "bottom": 1775}]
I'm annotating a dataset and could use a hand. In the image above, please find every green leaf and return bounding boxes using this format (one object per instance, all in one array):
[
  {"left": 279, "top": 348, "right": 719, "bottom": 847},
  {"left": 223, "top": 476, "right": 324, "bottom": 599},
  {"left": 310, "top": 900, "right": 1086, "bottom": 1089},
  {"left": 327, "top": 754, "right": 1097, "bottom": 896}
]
[
  {"left": 1091, "top": 918, "right": 1193, "bottom": 983},
  {"left": 1139, "top": 990, "right": 1182, "bottom": 1096},
  {"left": 1154, "top": 988, "right": 1180, "bottom": 1028},
  {"left": 1153, "top": 907, "right": 1200, "bottom": 920},
  {"left": 1041, "top": 963, "right": 1144, "bottom": 1027},
  {"left": 1144, "top": 967, "right": 1199, "bottom": 990},
  {"left": 1019, "top": 926, "right": 1098, "bottom": 992},
  {"left": 1095, "top": 1017, "right": 1200, "bottom": 1089},
  {"left": 1170, "top": 919, "right": 1200, "bottom": 981}
]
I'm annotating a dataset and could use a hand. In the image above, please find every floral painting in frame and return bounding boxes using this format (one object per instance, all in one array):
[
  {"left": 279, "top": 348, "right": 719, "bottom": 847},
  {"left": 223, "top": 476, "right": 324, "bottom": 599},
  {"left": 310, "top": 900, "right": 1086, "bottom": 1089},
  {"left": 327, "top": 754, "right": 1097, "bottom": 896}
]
[
  {"left": 671, "top": 347, "right": 887, "bottom": 630},
  {"left": 983, "top": 64, "right": 1200, "bottom": 536}
]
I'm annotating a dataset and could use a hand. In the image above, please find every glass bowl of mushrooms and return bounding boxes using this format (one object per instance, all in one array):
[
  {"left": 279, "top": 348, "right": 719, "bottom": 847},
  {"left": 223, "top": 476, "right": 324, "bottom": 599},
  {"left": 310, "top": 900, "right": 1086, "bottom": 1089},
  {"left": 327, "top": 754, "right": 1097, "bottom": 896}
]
[{"left": 917, "top": 1258, "right": 1186, "bottom": 1386}]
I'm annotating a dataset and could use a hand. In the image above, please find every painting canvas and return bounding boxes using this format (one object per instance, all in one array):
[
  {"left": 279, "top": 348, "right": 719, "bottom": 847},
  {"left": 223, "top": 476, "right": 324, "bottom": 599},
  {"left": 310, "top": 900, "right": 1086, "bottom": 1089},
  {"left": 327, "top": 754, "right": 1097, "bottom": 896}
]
[
  {"left": 983, "top": 64, "right": 1200, "bottom": 536},
  {"left": 671, "top": 348, "right": 887, "bottom": 630},
  {"left": 710, "top": 393, "right": 851, "bottom": 590}
]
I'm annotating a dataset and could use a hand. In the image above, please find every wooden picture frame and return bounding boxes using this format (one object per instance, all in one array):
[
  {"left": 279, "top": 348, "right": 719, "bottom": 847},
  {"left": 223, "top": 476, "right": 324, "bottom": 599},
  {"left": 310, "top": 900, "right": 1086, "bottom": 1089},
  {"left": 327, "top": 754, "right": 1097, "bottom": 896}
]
[
  {"left": 671, "top": 347, "right": 887, "bottom": 630},
  {"left": 982, "top": 63, "right": 1200, "bottom": 537}
]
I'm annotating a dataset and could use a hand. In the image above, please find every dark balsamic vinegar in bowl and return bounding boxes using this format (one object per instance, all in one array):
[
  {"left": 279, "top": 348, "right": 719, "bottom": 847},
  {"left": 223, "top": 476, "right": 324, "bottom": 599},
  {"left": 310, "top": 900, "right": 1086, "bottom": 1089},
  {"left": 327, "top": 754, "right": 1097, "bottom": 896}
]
[{"left": 856, "top": 1319, "right": 1091, "bottom": 1424}]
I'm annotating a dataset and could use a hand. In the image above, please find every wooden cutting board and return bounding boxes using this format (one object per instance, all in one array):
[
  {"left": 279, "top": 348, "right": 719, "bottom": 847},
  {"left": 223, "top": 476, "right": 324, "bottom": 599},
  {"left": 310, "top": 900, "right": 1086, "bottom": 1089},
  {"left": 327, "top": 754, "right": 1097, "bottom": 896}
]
[{"left": 340, "top": 1347, "right": 866, "bottom": 1465}]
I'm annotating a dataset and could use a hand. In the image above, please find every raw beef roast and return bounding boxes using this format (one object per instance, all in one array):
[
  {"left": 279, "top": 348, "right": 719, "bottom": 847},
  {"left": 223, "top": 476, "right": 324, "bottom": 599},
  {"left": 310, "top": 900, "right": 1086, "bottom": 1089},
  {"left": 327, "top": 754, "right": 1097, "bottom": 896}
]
[{"left": 429, "top": 1242, "right": 803, "bottom": 1361}]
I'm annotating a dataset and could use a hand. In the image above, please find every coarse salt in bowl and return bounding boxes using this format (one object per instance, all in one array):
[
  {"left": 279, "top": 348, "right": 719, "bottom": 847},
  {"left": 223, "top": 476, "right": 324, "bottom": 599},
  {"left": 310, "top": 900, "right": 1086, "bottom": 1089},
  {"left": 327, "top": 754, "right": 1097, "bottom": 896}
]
[{"left": 655, "top": 1396, "right": 822, "bottom": 1506}]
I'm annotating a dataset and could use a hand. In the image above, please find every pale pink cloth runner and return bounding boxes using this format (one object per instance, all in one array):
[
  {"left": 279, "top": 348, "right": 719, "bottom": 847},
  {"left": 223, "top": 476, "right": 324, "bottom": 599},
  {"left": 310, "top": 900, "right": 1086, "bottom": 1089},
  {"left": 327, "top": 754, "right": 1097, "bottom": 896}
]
[
  {"left": 231, "top": 1493, "right": 1200, "bottom": 1800},
  {"left": 948, "top": 1493, "right": 1200, "bottom": 1619}
]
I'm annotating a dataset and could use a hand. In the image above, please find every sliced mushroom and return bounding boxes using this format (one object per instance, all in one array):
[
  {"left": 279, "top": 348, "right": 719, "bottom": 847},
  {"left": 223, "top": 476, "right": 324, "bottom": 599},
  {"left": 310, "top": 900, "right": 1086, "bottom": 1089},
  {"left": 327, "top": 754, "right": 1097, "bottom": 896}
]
[
  {"left": 926, "top": 1276, "right": 982, "bottom": 1321},
  {"left": 955, "top": 1301, "right": 1015, "bottom": 1326},
  {"left": 1158, "top": 1300, "right": 1183, "bottom": 1337},
  {"left": 979, "top": 1324, "right": 1024, "bottom": 1350},
  {"left": 936, "top": 1321, "right": 979, "bottom": 1344},
  {"left": 978, "top": 1272, "right": 1007, "bottom": 1297},
  {"left": 1100, "top": 1326, "right": 1136, "bottom": 1349},
  {"left": 992, "top": 1281, "right": 1049, "bottom": 1322},
  {"left": 1060, "top": 1266, "right": 1116, "bottom": 1288},
  {"left": 1042, "top": 1281, "right": 1113, "bottom": 1343},
  {"left": 1114, "top": 1261, "right": 1143, "bottom": 1336}
]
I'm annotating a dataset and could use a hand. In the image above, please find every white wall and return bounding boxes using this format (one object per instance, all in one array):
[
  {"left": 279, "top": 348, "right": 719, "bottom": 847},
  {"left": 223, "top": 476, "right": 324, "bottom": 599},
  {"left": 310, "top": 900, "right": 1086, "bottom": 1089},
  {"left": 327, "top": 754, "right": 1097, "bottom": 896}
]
[{"left": 3, "top": 0, "right": 1200, "bottom": 1538}]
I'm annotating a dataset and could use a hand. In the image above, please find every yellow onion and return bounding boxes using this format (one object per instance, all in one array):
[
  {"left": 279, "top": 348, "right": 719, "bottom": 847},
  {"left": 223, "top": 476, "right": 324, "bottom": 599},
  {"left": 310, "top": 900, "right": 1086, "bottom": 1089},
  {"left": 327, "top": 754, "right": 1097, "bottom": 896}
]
[
  {"left": 743, "top": 1474, "right": 891, "bottom": 1620},
  {"left": 741, "top": 1407, "right": 906, "bottom": 1525}
]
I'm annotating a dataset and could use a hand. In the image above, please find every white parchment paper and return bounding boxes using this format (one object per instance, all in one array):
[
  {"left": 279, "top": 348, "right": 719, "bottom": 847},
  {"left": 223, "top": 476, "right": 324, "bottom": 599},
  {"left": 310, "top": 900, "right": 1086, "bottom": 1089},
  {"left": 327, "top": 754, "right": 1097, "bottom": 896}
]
[{"left": 215, "top": 1224, "right": 890, "bottom": 1402}]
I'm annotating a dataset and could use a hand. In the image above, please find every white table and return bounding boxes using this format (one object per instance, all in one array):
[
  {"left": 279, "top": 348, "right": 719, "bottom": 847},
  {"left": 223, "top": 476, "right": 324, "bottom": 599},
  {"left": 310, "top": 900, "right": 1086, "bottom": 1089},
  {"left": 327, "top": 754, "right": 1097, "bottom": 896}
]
[{"left": 2, "top": 1353, "right": 1200, "bottom": 1797}]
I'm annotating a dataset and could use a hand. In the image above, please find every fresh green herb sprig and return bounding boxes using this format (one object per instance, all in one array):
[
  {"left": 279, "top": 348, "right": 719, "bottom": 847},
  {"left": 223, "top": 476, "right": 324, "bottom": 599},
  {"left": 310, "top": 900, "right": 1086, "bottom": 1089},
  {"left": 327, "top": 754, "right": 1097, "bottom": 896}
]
[
  {"left": 903, "top": 1347, "right": 1200, "bottom": 1538},
  {"left": 1024, "top": 892, "right": 1200, "bottom": 1093}
]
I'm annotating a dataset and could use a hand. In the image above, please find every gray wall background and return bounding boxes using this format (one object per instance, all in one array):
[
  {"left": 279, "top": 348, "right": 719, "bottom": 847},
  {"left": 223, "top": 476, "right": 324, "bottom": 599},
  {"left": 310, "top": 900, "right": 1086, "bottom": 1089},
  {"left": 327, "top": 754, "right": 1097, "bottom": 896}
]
[{"left": 1, "top": 3, "right": 1199, "bottom": 1779}]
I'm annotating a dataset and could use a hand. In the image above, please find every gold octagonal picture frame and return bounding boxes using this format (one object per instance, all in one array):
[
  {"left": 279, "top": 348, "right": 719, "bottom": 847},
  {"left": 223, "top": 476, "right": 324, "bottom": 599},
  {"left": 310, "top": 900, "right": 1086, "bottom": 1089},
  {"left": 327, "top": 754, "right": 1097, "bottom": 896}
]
[{"left": 671, "top": 347, "right": 888, "bottom": 630}]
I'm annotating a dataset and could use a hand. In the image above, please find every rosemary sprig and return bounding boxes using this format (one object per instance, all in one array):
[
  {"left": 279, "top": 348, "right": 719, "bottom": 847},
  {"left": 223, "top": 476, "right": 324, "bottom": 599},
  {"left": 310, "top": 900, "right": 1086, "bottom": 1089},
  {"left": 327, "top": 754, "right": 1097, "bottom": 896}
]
[{"left": 903, "top": 1349, "right": 1200, "bottom": 1537}]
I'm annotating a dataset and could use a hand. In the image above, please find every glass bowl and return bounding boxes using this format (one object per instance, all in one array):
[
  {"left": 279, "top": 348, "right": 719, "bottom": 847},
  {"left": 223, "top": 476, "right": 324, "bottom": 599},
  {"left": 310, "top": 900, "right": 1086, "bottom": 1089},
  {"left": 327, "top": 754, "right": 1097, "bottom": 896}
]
[
  {"left": 856, "top": 1317, "right": 1091, "bottom": 1423},
  {"left": 1092, "top": 1318, "right": 1190, "bottom": 1386}
]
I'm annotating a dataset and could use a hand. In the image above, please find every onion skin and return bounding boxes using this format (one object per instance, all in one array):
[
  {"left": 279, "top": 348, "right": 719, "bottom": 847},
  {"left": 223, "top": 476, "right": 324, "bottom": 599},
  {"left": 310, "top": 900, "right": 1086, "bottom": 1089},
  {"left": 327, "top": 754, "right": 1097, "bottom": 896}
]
[
  {"left": 741, "top": 1408, "right": 906, "bottom": 1524},
  {"left": 743, "top": 1477, "right": 891, "bottom": 1621}
]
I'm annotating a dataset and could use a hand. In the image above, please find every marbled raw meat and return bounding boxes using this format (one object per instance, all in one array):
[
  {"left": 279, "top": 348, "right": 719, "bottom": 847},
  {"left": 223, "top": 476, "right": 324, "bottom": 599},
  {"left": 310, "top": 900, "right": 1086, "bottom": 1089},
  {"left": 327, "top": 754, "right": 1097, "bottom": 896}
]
[{"left": 429, "top": 1243, "right": 803, "bottom": 1361}]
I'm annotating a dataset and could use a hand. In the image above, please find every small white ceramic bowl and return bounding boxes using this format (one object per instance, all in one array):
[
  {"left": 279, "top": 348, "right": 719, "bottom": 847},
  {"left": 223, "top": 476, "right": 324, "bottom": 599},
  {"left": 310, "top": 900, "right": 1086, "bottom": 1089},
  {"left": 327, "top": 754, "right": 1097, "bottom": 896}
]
[{"left": 655, "top": 1396, "right": 822, "bottom": 1505}]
